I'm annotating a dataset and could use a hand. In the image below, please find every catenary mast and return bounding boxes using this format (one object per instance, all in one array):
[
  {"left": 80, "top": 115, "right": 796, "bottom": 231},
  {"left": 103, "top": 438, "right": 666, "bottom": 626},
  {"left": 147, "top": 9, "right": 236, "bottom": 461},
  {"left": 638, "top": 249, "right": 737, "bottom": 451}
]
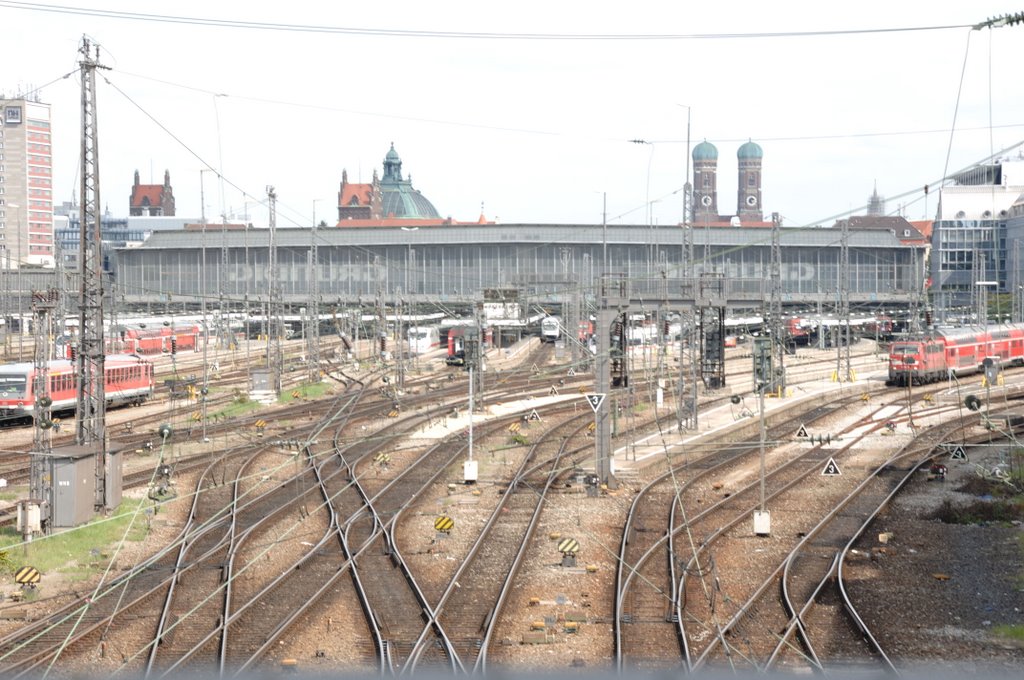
[{"left": 76, "top": 36, "right": 110, "bottom": 510}]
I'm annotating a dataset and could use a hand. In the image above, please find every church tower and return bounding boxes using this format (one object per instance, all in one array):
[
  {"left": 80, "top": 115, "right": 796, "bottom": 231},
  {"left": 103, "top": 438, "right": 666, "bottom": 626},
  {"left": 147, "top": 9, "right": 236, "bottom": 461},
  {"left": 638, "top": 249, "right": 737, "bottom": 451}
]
[
  {"left": 692, "top": 140, "right": 719, "bottom": 223},
  {"left": 737, "top": 140, "right": 763, "bottom": 222}
]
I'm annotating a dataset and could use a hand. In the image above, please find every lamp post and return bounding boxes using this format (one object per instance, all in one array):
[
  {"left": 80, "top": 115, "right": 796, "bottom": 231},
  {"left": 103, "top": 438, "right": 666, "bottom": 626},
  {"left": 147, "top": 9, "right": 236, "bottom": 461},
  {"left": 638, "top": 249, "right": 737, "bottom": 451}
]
[
  {"left": 904, "top": 356, "right": 916, "bottom": 432},
  {"left": 629, "top": 139, "right": 656, "bottom": 273}
]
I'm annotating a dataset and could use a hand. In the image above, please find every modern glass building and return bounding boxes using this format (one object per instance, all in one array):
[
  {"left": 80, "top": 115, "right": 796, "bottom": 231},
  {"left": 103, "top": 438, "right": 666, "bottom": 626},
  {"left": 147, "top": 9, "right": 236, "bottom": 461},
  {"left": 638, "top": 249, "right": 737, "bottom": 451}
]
[{"left": 930, "top": 156, "right": 1024, "bottom": 320}]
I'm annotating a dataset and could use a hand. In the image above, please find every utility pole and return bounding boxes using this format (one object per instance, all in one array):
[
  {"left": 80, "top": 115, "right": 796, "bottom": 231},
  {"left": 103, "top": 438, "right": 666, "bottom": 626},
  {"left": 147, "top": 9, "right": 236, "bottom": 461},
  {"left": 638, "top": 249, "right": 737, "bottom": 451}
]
[
  {"left": 838, "top": 216, "right": 853, "bottom": 382},
  {"left": 678, "top": 113, "right": 697, "bottom": 431},
  {"left": 219, "top": 193, "right": 230, "bottom": 352},
  {"left": 267, "top": 186, "right": 283, "bottom": 396},
  {"left": 908, "top": 245, "right": 923, "bottom": 333},
  {"left": 768, "top": 212, "right": 786, "bottom": 394},
  {"left": 76, "top": 36, "right": 111, "bottom": 512},
  {"left": 307, "top": 211, "right": 321, "bottom": 384},
  {"left": 31, "top": 288, "right": 59, "bottom": 533},
  {"left": 395, "top": 289, "right": 405, "bottom": 391},
  {"left": 199, "top": 171, "right": 210, "bottom": 442}
]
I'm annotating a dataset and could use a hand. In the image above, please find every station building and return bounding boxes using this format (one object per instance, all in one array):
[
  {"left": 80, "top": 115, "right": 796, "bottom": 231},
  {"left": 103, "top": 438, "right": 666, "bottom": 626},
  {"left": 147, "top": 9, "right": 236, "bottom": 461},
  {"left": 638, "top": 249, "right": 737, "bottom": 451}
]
[{"left": 112, "top": 143, "right": 927, "bottom": 316}]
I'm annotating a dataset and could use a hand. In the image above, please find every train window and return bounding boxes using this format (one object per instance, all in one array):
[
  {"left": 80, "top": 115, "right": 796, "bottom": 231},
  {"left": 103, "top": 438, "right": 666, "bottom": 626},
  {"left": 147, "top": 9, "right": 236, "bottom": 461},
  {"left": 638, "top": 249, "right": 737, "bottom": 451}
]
[
  {"left": 0, "top": 375, "right": 27, "bottom": 398},
  {"left": 891, "top": 345, "right": 917, "bottom": 354}
]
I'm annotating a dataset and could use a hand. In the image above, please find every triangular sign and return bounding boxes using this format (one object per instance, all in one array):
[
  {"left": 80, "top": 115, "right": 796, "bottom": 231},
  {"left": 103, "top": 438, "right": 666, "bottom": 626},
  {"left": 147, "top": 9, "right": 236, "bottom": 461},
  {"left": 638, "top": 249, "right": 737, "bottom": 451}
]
[
  {"left": 567, "top": 368, "right": 576, "bottom": 377},
  {"left": 821, "top": 458, "right": 842, "bottom": 476},
  {"left": 795, "top": 424, "right": 809, "bottom": 438},
  {"left": 585, "top": 393, "right": 606, "bottom": 413},
  {"left": 549, "top": 386, "right": 559, "bottom": 396},
  {"left": 528, "top": 409, "right": 541, "bottom": 422},
  {"left": 949, "top": 445, "right": 968, "bottom": 461}
]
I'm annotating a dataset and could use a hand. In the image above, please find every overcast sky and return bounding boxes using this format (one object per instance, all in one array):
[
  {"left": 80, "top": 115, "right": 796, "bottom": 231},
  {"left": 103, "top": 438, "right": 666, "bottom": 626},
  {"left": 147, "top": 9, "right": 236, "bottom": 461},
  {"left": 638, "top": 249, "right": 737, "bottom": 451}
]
[{"left": 3, "top": 1, "right": 1024, "bottom": 229}]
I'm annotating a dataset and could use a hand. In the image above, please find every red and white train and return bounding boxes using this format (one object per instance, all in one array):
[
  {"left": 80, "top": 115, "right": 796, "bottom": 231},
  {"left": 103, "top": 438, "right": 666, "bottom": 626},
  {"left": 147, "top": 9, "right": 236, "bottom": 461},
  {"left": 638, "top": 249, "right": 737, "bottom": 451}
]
[
  {"left": 119, "top": 324, "right": 200, "bottom": 355},
  {"left": 0, "top": 354, "right": 154, "bottom": 420},
  {"left": 445, "top": 327, "right": 467, "bottom": 366},
  {"left": 887, "top": 324, "right": 1024, "bottom": 386}
]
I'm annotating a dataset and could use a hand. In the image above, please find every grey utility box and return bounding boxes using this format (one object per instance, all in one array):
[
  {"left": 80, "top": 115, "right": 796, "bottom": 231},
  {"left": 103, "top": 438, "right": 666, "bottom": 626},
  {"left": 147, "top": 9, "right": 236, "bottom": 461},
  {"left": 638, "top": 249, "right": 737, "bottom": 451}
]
[
  {"left": 250, "top": 368, "right": 272, "bottom": 392},
  {"left": 51, "top": 445, "right": 97, "bottom": 528}
]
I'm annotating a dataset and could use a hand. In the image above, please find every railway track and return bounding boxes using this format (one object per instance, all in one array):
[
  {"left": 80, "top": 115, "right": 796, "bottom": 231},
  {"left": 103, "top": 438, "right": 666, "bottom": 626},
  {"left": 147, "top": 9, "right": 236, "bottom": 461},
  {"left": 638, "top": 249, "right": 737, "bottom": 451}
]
[{"left": 1, "top": 339, "right": 1019, "bottom": 675}]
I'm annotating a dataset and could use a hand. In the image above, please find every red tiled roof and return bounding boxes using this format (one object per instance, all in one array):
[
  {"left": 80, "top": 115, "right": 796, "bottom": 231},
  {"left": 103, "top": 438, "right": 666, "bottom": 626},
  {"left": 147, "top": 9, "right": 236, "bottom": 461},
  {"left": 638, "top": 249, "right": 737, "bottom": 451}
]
[
  {"left": 909, "top": 220, "right": 933, "bottom": 239},
  {"left": 131, "top": 185, "right": 164, "bottom": 207},
  {"left": 340, "top": 183, "right": 373, "bottom": 207}
]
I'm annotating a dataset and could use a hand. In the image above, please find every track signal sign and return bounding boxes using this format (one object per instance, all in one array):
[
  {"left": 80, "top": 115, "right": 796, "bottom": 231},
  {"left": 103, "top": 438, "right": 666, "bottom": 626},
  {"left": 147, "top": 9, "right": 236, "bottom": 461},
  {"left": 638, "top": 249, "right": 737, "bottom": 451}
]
[
  {"left": 585, "top": 393, "right": 606, "bottom": 412},
  {"left": 434, "top": 515, "right": 455, "bottom": 534},
  {"left": 821, "top": 458, "right": 842, "bottom": 476},
  {"left": 14, "top": 566, "right": 41, "bottom": 586},
  {"left": 557, "top": 537, "right": 580, "bottom": 555}
]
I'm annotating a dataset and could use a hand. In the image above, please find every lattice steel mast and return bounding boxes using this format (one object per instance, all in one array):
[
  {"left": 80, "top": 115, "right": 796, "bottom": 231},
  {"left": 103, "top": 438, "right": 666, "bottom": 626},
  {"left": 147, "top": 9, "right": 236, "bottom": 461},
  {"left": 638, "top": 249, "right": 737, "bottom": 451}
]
[
  {"left": 768, "top": 212, "right": 786, "bottom": 393},
  {"left": 838, "top": 216, "right": 853, "bottom": 381},
  {"left": 679, "top": 109, "right": 698, "bottom": 430},
  {"left": 307, "top": 219, "right": 321, "bottom": 384},
  {"left": 31, "top": 288, "right": 59, "bottom": 530},
  {"left": 267, "top": 186, "right": 283, "bottom": 395},
  {"left": 76, "top": 37, "right": 110, "bottom": 510},
  {"left": 909, "top": 245, "right": 926, "bottom": 333}
]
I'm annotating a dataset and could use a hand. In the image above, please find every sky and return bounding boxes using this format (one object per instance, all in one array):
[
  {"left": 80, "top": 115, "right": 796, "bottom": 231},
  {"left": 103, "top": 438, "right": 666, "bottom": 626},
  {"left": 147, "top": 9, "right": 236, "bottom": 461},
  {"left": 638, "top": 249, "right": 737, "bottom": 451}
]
[{"left": 3, "top": 1, "right": 1024, "bottom": 230}]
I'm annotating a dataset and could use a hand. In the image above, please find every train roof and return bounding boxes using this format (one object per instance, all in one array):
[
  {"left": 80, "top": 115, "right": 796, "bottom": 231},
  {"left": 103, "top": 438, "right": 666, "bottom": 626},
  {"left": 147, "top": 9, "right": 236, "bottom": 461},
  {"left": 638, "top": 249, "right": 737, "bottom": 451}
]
[
  {"left": 891, "top": 323, "right": 1024, "bottom": 343},
  {"left": 0, "top": 354, "right": 151, "bottom": 374}
]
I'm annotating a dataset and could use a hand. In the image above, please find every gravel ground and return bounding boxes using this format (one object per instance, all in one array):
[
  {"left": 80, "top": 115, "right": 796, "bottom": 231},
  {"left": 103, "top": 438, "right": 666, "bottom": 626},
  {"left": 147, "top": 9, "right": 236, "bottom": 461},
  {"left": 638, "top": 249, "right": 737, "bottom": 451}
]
[
  {"left": 3, "top": 349, "right": 1022, "bottom": 677},
  {"left": 844, "top": 434, "right": 1024, "bottom": 673}
]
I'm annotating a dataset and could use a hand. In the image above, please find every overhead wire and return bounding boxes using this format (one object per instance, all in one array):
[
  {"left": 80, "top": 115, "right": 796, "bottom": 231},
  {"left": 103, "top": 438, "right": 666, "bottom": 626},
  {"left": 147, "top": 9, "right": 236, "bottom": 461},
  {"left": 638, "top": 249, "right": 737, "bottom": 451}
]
[{"left": 0, "top": 2, "right": 981, "bottom": 40}]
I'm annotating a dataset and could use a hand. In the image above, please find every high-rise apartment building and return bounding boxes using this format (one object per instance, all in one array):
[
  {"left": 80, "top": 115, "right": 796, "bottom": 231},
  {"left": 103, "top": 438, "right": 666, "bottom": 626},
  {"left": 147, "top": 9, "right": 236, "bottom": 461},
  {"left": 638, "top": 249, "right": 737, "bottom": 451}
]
[{"left": 0, "top": 95, "right": 55, "bottom": 268}]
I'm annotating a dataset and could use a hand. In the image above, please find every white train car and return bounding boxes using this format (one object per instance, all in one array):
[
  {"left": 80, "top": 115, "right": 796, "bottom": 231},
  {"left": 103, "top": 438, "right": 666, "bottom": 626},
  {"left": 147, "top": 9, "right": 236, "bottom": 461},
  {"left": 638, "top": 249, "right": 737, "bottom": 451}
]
[
  {"left": 407, "top": 325, "right": 441, "bottom": 355},
  {"left": 540, "top": 316, "right": 562, "bottom": 343}
]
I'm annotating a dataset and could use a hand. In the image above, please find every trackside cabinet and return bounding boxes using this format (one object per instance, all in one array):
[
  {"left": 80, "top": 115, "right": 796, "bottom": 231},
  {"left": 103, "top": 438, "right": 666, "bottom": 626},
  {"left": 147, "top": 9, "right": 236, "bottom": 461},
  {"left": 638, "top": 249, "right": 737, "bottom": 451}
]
[{"left": 51, "top": 446, "right": 96, "bottom": 527}]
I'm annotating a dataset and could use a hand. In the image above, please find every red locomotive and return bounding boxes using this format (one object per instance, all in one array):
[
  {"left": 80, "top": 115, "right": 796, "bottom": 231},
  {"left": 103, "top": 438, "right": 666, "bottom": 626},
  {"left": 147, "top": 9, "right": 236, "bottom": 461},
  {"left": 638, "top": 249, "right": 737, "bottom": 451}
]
[
  {"left": 786, "top": 318, "right": 812, "bottom": 346},
  {"left": 121, "top": 324, "right": 200, "bottom": 355},
  {"left": 887, "top": 324, "right": 1024, "bottom": 385},
  {"left": 446, "top": 327, "right": 466, "bottom": 366},
  {"left": 0, "top": 354, "right": 155, "bottom": 420}
]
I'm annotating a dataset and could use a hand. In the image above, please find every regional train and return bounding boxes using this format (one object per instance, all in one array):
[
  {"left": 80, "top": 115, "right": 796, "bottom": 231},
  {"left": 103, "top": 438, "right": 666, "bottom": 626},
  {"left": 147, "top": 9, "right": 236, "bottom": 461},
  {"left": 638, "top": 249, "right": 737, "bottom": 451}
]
[
  {"left": 446, "top": 327, "right": 467, "bottom": 366},
  {"left": 887, "top": 324, "right": 1024, "bottom": 386},
  {"left": 0, "top": 354, "right": 155, "bottom": 421},
  {"left": 119, "top": 324, "right": 201, "bottom": 355}
]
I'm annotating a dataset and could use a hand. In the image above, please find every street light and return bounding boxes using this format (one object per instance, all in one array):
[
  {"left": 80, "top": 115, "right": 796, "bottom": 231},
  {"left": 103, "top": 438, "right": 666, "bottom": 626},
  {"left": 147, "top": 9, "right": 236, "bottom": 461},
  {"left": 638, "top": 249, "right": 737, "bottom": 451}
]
[{"left": 312, "top": 198, "right": 326, "bottom": 229}]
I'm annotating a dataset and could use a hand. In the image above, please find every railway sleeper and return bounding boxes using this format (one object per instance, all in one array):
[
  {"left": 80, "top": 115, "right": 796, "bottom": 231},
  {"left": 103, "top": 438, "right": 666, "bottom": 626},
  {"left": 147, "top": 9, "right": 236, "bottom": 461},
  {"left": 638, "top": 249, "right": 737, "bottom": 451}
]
[{"left": 158, "top": 613, "right": 179, "bottom": 646}]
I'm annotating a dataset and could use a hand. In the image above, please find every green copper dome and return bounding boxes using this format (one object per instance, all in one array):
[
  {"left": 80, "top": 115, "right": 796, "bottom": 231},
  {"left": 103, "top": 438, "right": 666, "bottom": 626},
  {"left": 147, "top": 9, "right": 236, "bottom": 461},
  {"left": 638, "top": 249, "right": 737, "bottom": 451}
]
[
  {"left": 737, "top": 140, "right": 763, "bottom": 159},
  {"left": 380, "top": 143, "right": 441, "bottom": 219},
  {"left": 692, "top": 140, "right": 718, "bottom": 161}
]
